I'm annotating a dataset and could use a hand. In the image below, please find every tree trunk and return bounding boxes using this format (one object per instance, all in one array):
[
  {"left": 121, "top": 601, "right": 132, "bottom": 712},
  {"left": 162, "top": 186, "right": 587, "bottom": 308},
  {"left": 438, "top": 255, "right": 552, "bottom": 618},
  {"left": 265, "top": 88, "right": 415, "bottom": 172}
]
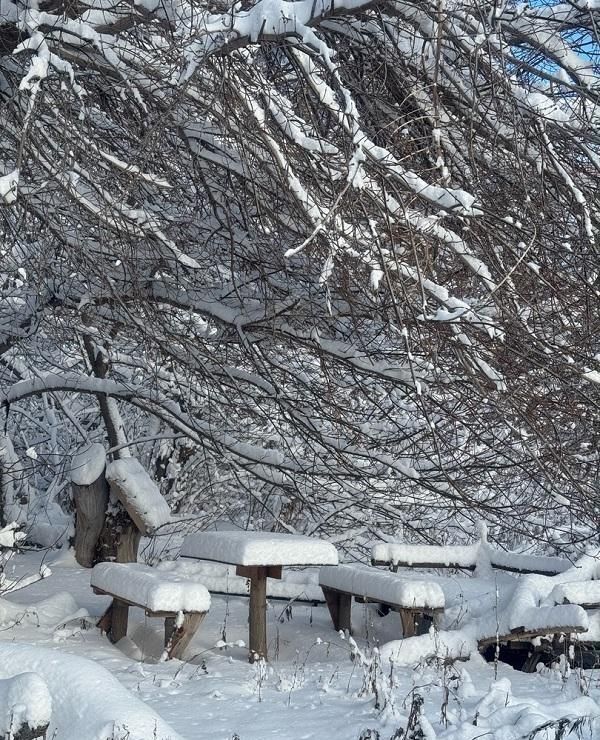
[
  {"left": 72, "top": 473, "right": 109, "bottom": 568},
  {"left": 95, "top": 503, "right": 141, "bottom": 564}
]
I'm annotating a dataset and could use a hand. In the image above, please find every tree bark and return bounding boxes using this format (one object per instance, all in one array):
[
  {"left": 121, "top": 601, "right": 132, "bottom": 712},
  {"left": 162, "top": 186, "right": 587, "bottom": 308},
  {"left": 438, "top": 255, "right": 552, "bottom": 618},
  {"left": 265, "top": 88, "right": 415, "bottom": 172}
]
[
  {"left": 95, "top": 504, "right": 141, "bottom": 564},
  {"left": 72, "top": 472, "right": 109, "bottom": 568}
]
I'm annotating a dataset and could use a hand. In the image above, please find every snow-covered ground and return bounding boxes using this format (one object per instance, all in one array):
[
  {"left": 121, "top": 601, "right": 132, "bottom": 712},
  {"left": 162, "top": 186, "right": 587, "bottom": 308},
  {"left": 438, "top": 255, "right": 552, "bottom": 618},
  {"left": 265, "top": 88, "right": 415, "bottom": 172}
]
[{"left": 2, "top": 550, "right": 600, "bottom": 740}]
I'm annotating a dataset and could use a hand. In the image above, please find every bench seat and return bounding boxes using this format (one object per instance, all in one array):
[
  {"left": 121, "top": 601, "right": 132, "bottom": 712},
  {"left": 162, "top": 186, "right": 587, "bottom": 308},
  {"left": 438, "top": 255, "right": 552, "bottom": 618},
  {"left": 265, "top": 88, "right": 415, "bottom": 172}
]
[
  {"left": 319, "top": 564, "right": 444, "bottom": 636},
  {"left": 91, "top": 562, "right": 210, "bottom": 660},
  {"left": 157, "top": 559, "right": 325, "bottom": 604}
]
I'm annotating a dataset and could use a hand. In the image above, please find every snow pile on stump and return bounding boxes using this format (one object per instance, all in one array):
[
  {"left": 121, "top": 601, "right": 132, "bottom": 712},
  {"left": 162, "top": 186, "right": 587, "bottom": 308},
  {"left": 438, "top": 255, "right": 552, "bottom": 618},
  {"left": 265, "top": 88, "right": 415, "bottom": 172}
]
[{"left": 0, "top": 672, "right": 51, "bottom": 740}]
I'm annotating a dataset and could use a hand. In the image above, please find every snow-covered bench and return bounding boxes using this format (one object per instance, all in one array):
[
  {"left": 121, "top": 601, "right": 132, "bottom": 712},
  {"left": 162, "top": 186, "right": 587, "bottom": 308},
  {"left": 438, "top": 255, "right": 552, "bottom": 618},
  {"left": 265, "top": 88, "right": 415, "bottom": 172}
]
[
  {"left": 371, "top": 538, "right": 570, "bottom": 576},
  {"left": 319, "top": 565, "right": 445, "bottom": 636},
  {"left": 91, "top": 562, "right": 211, "bottom": 660}
]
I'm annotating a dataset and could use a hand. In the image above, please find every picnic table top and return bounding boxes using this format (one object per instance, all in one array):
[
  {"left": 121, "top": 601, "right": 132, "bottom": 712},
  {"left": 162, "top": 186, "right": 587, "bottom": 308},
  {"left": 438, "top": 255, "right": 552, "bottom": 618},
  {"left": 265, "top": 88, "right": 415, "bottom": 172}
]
[{"left": 180, "top": 531, "right": 339, "bottom": 568}]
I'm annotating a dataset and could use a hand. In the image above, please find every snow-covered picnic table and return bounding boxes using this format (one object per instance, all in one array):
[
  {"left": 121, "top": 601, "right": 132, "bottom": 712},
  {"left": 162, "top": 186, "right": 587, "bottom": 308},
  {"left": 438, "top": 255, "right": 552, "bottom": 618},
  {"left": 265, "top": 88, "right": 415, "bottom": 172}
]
[{"left": 180, "top": 531, "right": 339, "bottom": 661}]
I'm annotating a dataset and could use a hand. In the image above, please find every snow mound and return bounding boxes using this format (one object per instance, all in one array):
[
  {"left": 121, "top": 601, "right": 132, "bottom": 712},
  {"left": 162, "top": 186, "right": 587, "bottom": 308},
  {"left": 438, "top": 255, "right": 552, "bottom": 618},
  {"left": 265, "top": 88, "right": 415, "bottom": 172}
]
[
  {"left": 0, "top": 591, "right": 87, "bottom": 631},
  {"left": 447, "top": 677, "right": 600, "bottom": 740},
  {"left": 0, "top": 643, "right": 185, "bottom": 740}
]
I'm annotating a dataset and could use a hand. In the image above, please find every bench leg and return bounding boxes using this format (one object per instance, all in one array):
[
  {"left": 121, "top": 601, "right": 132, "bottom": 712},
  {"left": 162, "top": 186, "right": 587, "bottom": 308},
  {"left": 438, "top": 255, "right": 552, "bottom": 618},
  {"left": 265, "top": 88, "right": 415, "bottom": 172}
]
[
  {"left": 110, "top": 598, "right": 129, "bottom": 643},
  {"left": 399, "top": 609, "right": 416, "bottom": 637},
  {"left": 164, "top": 612, "right": 207, "bottom": 660},
  {"left": 323, "top": 587, "right": 352, "bottom": 634}
]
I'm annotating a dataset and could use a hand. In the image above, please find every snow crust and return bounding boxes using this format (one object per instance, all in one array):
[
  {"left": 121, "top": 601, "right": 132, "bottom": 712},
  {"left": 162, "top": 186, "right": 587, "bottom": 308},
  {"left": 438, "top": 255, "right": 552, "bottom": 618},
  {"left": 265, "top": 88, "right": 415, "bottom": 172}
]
[
  {"left": 106, "top": 458, "right": 171, "bottom": 532},
  {"left": 157, "top": 559, "right": 324, "bottom": 602},
  {"left": 0, "top": 643, "right": 183, "bottom": 740},
  {"left": 91, "top": 562, "right": 211, "bottom": 613},
  {"left": 180, "top": 531, "right": 339, "bottom": 566},
  {"left": 319, "top": 564, "right": 445, "bottom": 609},
  {"left": 70, "top": 443, "right": 106, "bottom": 485},
  {"left": 0, "top": 672, "right": 51, "bottom": 736}
]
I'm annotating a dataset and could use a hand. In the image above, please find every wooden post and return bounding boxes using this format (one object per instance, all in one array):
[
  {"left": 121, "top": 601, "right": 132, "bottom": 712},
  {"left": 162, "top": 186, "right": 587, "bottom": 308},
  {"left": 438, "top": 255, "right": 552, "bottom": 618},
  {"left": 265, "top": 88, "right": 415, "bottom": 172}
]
[
  {"left": 236, "top": 565, "right": 282, "bottom": 662},
  {"left": 248, "top": 566, "right": 268, "bottom": 662},
  {"left": 95, "top": 503, "right": 141, "bottom": 565}
]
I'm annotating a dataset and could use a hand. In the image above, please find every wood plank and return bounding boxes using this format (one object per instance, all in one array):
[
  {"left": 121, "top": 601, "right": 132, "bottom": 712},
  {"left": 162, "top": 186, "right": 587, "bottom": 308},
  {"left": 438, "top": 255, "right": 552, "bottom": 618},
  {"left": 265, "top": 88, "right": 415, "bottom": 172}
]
[
  {"left": 353, "top": 595, "right": 443, "bottom": 614},
  {"left": 202, "top": 587, "right": 323, "bottom": 604},
  {"left": 93, "top": 587, "right": 178, "bottom": 616},
  {"left": 371, "top": 558, "right": 476, "bottom": 571},
  {"left": 236, "top": 564, "right": 283, "bottom": 580}
]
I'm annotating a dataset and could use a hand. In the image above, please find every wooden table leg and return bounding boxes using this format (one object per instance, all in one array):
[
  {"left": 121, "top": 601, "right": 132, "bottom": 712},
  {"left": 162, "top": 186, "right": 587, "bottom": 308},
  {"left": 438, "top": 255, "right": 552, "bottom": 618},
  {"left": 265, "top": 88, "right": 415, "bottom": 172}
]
[{"left": 248, "top": 566, "right": 268, "bottom": 663}]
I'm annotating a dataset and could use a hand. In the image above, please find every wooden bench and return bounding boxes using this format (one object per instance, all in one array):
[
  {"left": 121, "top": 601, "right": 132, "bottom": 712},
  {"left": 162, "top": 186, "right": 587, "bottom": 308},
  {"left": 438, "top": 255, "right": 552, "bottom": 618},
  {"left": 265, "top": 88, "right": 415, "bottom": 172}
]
[
  {"left": 319, "top": 565, "right": 445, "bottom": 636},
  {"left": 91, "top": 562, "right": 210, "bottom": 660},
  {"left": 371, "top": 540, "right": 570, "bottom": 576}
]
